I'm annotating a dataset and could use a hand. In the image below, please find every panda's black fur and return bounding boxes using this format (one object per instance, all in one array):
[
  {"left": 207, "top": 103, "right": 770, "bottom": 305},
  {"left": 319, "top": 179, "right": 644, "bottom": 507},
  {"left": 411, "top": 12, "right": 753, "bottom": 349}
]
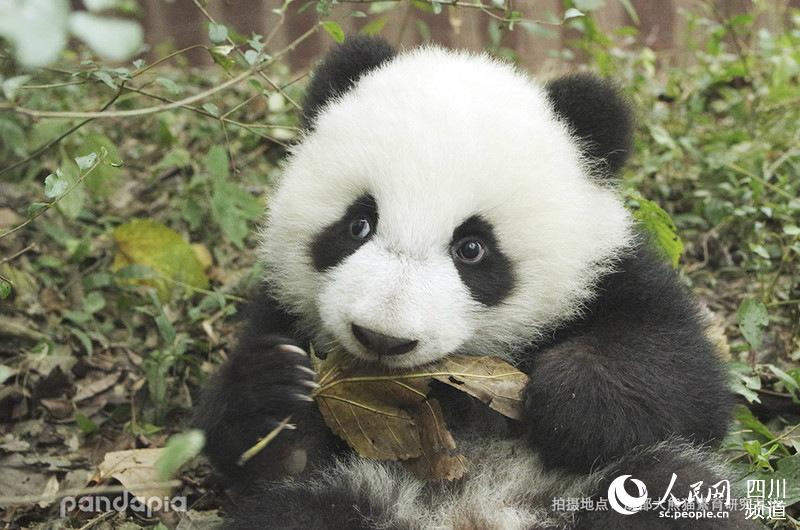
[{"left": 194, "top": 37, "right": 757, "bottom": 529}]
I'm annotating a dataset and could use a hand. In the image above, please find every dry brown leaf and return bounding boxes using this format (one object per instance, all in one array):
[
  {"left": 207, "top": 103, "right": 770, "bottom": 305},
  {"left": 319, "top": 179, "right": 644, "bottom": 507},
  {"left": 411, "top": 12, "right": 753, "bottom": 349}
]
[
  {"left": 94, "top": 448, "right": 170, "bottom": 500},
  {"left": 310, "top": 350, "right": 528, "bottom": 481},
  {"left": 73, "top": 372, "right": 120, "bottom": 402},
  {"left": 403, "top": 398, "right": 468, "bottom": 481},
  {"left": 431, "top": 356, "right": 528, "bottom": 419},
  {"left": 312, "top": 351, "right": 429, "bottom": 461}
]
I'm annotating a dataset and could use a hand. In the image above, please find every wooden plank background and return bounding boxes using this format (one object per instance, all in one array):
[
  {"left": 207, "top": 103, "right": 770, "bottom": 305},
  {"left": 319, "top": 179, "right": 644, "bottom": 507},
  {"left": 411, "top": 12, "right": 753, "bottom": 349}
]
[{"left": 139, "top": 0, "right": 795, "bottom": 72}]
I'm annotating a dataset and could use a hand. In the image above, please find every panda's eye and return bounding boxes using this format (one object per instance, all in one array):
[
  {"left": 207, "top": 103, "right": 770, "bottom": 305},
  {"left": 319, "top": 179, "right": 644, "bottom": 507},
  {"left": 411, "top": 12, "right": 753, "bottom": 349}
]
[
  {"left": 453, "top": 238, "right": 486, "bottom": 264},
  {"left": 349, "top": 217, "right": 372, "bottom": 240}
]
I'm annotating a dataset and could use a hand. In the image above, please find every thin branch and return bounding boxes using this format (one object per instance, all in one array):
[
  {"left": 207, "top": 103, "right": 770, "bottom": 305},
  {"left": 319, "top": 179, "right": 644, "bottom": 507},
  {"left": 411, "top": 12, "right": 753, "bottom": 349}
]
[
  {"left": 0, "top": 45, "right": 211, "bottom": 177},
  {"left": 0, "top": 157, "right": 104, "bottom": 241},
  {"left": 6, "top": 62, "right": 268, "bottom": 119},
  {"left": 190, "top": 0, "right": 302, "bottom": 110},
  {"left": 0, "top": 92, "right": 121, "bottom": 177},
  {"left": 0, "top": 244, "right": 35, "bottom": 266},
  {"left": 120, "top": 85, "right": 294, "bottom": 144}
]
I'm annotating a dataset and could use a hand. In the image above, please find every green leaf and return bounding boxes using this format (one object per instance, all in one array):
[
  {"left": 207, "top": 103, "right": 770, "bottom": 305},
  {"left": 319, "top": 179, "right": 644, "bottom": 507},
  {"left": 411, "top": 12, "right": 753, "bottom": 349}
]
[
  {"left": 771, "top": 454, "right": 800, "bottom": 505},
  {"left": 92, "top": 70, "right": 116, "bottom": 89},
  {"left": 766, "top": 364, "right": 800, "bottom": 400},
  {"left": 75, "top": 412, "right": 98, "bottom": 435},
  {"left": 55, "top": 161, "right": 86, "bottom": 220},
  {"left": 321, "top": 21, "right": 345, "bottom": 43},
  {"left": 244, "top": 49, "right": 259, "bottom": 65},
  {"left": 0, "top": 279, "right": 11, "bottom": 300},
  {"left": 70, "top": 133, "right": 122, "bottom": 197},
  {"left": 205, "top": 145, "right": 229, "bottom": 180},
  {"left": 563, "top": 7, "right": 585, "bottom": 20},
  {"left": 74, "top": 152, "right": 97, "bottom": 171},
  {"left": 729, "top": 362, "right": 762, "bottom": 404},
  {"left": 82, "top": 291, "right": 106, "bottom": 314},
  {"left": 616, "top": 0, "right": 639, "bottom": 24},
  {"left": 734, "top": 404, "right": 777, "bottom": 442},
  {"left": 44, "top": 171, "right": 69, "bottom": 199},
  {"left": 208, "top": 22, "right": 228, "bottom": 44},
  {"left": 360, "top": 16, "right": 388, "bottom": 36},
  {"left": 154, "top": 313, "right": 176, "bottom": 345},
  {"left": 27, "top": 202, "right": 48, "bottom": 218},
  {"left": 112, "top": 219, "right": 209, "bottom": 300},
  {"left": 156, "top": 77, "right": 182, "bottom": 95},
  {"left": 630, "top": 195, "right": 684, "bottom": 268},
  {"left": 155, "top": 430, "right": 205, "bottom": 480},
  {"left": 202, "top": 102, "right": 220, "bottom": 117},
  {"left": 737, "top": 298, "right": 769, "bottom": 349},
  {"left": 69, "top": 326, "right": 94, "bottom": 356},
  {"left": 206, "top": 148, "right": 262, "bottom": 248}
]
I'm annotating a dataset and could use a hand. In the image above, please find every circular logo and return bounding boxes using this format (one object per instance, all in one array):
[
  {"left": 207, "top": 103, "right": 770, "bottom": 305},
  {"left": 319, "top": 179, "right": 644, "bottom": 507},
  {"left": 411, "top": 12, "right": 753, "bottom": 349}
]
[{"left": 608, "top": 475, "right": 648, "bottom": 515}]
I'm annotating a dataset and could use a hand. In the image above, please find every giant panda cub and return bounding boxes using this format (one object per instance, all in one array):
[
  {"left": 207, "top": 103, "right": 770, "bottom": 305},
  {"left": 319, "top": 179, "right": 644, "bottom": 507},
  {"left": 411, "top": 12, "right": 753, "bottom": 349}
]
[{"left": 195, "top": 37, "right": 754, "bottom": 529}]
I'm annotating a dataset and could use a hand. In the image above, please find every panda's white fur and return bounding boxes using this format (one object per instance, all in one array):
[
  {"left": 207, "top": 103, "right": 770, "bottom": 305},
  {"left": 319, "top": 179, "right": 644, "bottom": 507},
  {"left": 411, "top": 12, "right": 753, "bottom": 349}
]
[
  {"left": 260, "top": 46, "right": 634, "bottom": 369},
  {"left": 274, "top": 404, "right": 594, "bottom": 530}
]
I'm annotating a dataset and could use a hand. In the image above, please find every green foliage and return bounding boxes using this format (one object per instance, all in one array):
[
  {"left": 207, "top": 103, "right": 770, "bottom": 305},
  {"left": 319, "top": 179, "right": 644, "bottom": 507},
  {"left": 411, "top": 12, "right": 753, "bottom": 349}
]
[
  {"left": 113, "top": 219, "right": 209, "bottom": 299},
  {"left": 155, "top": 429, "right": 205, "bottom": 480},
  {"left": 321, "top": 20, "right": 346, "bottom": 43},
  {"left": 738, "top": 298, "right": 770, "bottom": 350},
  {"left": 625, "top": 190, "right": 684, "bottom": 268}
]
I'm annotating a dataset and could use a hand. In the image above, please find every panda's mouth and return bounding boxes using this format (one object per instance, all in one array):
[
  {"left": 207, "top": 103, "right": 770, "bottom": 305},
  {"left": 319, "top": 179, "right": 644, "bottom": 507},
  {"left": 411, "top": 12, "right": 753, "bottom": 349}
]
[{"left": 350, "top": 323, "right": 419, "bottom": 357}]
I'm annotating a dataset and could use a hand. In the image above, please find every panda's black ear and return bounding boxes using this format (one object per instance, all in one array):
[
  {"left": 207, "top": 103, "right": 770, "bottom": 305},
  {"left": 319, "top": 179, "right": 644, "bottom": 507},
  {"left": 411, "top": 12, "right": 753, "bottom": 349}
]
[
  {"left": 302, "top": 36, "right": 395, "bottom": 129},
  {"left": 545, "top": 73, "right": 633, "bottom": 176}
]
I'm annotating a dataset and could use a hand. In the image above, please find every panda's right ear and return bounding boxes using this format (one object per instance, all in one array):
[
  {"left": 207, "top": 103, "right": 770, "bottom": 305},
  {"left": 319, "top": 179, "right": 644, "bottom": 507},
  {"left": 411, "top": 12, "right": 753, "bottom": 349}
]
[
  {"left": 301, "top": 35, "right": 395, "bottom": 129},
  {"left": 545, "top": 73, "right": 633, "bottom": 177}
]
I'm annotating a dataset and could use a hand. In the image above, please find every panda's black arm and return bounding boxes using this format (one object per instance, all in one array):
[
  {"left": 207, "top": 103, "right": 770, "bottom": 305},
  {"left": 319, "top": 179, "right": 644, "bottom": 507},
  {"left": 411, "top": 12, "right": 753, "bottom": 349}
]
[
  {"left": 521, "top": 244, "right": 733, "bottom": 473},
  {"left": 193, "top": 291, "right": 339, "bottom": 487}
]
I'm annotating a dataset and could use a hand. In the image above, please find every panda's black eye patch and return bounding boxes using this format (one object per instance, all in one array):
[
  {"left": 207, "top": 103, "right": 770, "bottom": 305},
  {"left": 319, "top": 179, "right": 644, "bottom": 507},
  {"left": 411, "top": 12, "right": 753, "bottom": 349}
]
[
  {"left": 450, "top": 216, "right": 514, "bottom": 306},
  {"left": 310, "top": 194, "right": 377, "bottom": 271}
]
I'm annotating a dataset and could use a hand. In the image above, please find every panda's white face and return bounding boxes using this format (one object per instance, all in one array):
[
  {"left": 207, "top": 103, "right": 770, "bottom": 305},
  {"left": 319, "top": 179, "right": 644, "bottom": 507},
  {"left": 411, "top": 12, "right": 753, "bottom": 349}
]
[{"left": 260, "top": 47, "right": 633, "bottom": 368}]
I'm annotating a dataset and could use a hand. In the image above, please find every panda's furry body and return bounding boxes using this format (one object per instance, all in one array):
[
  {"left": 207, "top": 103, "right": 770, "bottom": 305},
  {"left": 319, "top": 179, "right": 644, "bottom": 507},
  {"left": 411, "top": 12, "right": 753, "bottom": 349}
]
[{"left": 195, "top": 37, "right": 755, "bottom": 529}]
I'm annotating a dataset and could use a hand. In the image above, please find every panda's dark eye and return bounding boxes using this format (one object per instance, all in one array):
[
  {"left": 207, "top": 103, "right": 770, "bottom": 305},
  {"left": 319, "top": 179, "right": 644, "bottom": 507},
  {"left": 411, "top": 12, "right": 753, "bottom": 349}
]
[
  {"left": 453, "top": 238, "right": 485, "bottom": 264},
  {"left": 349, "top": 217, "right": 372, "bottom": 240}
]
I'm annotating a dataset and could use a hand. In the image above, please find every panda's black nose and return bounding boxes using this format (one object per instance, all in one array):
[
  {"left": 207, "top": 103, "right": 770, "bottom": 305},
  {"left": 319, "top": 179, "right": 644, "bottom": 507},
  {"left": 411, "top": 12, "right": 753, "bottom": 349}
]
[{"left": 351, "top": 324, "right": 418, "bottom": 356}]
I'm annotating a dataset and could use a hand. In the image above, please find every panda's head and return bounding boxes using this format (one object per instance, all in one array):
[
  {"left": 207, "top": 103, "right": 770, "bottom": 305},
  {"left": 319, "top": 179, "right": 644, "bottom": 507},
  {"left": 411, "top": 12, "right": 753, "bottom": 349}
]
[{"left": 260, "top": 37, "right": 634, "bottom": 368}]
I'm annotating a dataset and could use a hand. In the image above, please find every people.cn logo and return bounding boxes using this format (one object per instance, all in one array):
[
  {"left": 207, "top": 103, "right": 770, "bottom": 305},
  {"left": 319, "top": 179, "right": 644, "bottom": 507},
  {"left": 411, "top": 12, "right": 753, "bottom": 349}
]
[{"left": 608, "top": 475, "right": 649, "bottom": 515}]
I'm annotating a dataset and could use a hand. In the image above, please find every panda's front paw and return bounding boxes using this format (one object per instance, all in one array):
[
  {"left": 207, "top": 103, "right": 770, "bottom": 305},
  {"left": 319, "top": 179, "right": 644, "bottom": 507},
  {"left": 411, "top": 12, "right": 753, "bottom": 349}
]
[
  {"left": 229, "top": 339, "right": 319, "bottom": 426},
  {"left": 273, "top": 343, "right": 320, "bottom": 407}
]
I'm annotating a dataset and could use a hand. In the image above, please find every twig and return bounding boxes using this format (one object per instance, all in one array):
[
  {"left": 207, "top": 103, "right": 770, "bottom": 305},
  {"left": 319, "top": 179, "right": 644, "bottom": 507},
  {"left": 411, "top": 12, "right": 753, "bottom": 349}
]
[
  {"left": 0, "top": 244, "right": 35, "bottom": 266},
  {"left": 120, "top": 85, "right": 293, "bottom": 145},
  {"left": 0, "top": 44, "right": 209, "bottom": 177},
  {"left": 190, "top": 0, "right": 302, "bottom": 110},
  {"left": 6, "top": 62, "right": 270, "bottom": 119},
  {"left": 0, "top": 92, "right": 121, "bottom": 177},
  {"left": 238, "top": 416, "right": 293, "bottom": 465},
  {"left": 0, "top": 157, "right": 104, "bottom": 241}
]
